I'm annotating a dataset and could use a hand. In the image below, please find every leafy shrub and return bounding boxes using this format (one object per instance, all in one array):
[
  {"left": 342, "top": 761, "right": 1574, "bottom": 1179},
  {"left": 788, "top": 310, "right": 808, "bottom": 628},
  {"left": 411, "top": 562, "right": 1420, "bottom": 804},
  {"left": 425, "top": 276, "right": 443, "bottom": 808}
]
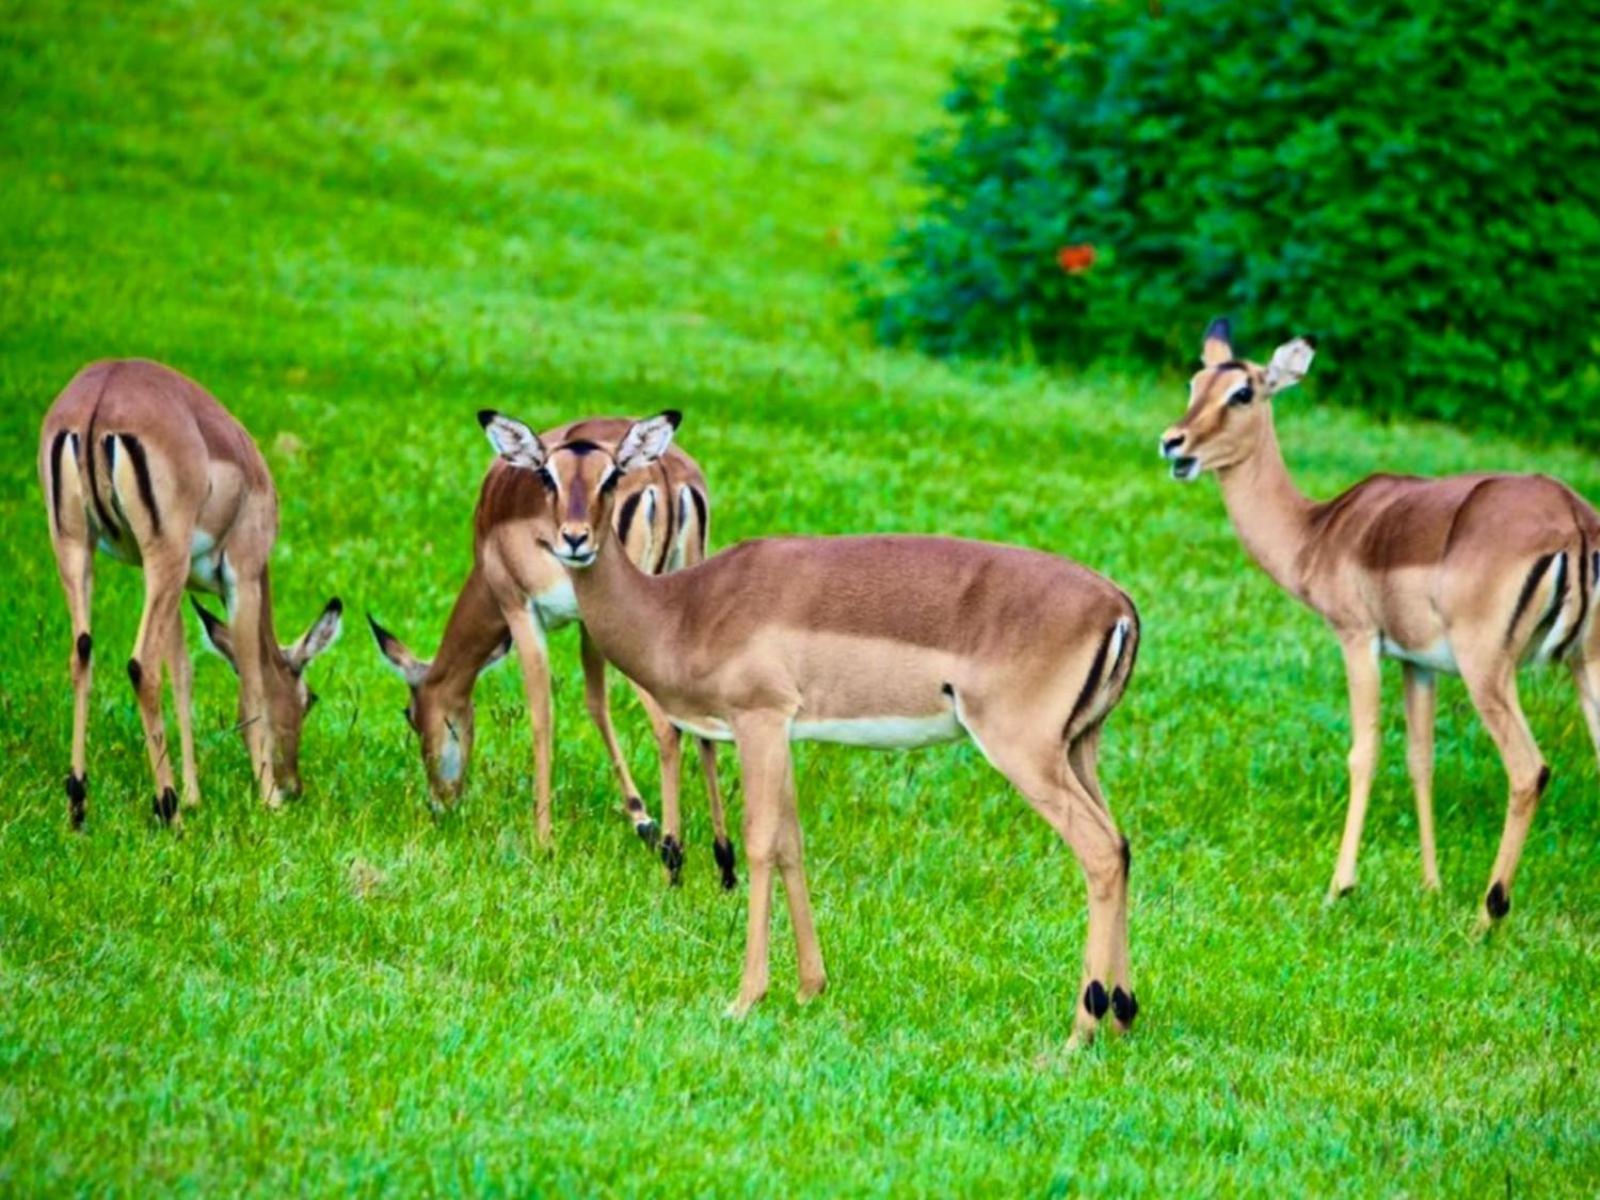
[{"left": 865, "top": 0, "right": 1600, "bottom": 438}]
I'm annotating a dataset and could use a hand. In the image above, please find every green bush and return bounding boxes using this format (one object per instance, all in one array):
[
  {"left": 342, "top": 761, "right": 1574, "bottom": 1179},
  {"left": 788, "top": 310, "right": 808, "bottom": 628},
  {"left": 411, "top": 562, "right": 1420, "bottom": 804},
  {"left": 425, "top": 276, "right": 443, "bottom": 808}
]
[{"left": 865, "top": 0, "right": 1600, "bottom": 437}]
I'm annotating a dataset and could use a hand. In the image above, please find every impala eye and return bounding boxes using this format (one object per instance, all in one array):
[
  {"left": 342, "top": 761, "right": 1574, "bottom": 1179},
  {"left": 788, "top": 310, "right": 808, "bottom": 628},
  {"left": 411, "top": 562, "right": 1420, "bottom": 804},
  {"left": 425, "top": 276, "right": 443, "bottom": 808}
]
[{"left": 1227, "top": 385, "right": 1254, "bottom": 406}]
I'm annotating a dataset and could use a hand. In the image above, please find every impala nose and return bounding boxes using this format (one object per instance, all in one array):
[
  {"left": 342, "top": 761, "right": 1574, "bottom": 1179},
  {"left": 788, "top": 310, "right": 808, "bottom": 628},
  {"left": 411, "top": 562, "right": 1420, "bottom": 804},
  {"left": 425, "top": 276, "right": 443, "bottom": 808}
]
[
  {"left": 1160, "top": 432, "right": 1187, "bottom": 459},
  {"left": 562, "top": 530, "right": 588, "bottom": 552}
]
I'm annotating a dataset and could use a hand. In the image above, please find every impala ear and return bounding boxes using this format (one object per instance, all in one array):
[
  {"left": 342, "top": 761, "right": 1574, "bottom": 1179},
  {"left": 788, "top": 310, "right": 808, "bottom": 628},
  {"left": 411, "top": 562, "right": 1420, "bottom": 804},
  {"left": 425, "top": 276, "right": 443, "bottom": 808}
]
[
  {"left": 615, "top": 411, "right": 680, "bottom": 473},
  {"left": 478, "top": 410, "right": 548, "bottom": 471},
  {"left": 191, "top": 598, "right": 237, "bottom": 672},
  {"left": 368, "top": 614, "right": 430, "bottom": 687},
  {"left": 1200, "top": 317, "right": 1233, "bottom": 367},
  {"left": 286, "top": 597, "right": 343, "bottom": 673},
  {"left": 1264, "top": 336, "right": 1316, "bottom": 394}
]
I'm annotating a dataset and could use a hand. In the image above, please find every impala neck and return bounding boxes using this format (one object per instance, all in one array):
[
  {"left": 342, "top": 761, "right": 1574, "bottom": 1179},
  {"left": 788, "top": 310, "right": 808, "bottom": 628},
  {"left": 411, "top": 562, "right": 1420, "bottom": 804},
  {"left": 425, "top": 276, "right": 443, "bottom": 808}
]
[
  {"left": 256, "top": 566, "right": 294, "bottom": 688},
  {"left": 1215, "top": 416, "right": 1316, "bottom": 601},
  {"left": 423, "top": 565, "right": 506, "bottom": 706},
  {"left": 569, "top": 535, "right": 671, "bottom": 693}
]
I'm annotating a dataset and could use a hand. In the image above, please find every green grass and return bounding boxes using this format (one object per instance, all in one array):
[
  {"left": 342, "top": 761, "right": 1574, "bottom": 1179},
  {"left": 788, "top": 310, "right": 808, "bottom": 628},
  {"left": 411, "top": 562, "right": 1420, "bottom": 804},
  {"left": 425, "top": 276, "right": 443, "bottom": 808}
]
[{"left": 2, "top": 1, "right": 1598, "bottom": 1194}]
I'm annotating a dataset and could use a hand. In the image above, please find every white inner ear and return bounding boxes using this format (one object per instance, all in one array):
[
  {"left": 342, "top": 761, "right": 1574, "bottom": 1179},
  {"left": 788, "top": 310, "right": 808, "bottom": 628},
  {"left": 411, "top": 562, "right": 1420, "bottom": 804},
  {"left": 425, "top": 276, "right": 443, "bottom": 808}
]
[
  {"left": 1265, "top": 338, "right": 1315, "bottom": 392},
  {"left": 291, "top": 608, "right": 343, "bottom": 668},
  {"left": 615, "top": 416, "right": 676, "bottom": 472},
  {"left": 484, "top": 415, "right": 547, "bottom": 470}
]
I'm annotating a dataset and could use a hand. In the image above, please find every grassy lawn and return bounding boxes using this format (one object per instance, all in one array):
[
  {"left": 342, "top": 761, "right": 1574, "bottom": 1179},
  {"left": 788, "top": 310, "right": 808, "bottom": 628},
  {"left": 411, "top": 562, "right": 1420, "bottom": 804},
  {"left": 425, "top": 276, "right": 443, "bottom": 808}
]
[{"left": 2, "top": 0, "right": 1598, "bottom": 1193}]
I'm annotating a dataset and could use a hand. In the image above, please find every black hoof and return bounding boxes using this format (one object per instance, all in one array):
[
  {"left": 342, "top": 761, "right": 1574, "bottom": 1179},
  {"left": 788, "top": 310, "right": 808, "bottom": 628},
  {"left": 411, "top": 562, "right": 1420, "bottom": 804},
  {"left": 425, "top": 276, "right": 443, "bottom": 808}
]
[
  {"left": 661, "top": 835, "right": 684, "bottom": 886},
  {"left": 713, "top": 837, "right": 738, "bottom": 891},
  {"left": 1111, "top": 986, "right": 1139, "bottom": 1026},
  {"left": 1337, "top": 885, "right": 1355, "bottom": 899},
  {"left": 1083, "top": 980, "right": 1109, "bottom": 1020},
  {"left": 635, "top": 817, "right": 660, "bottom": 848},
  {"left": 152, "top": 787, "right": 178, "bottom": 824},
  {"left": 64, "top": 773, "right": 87, "bottom": 829},
  {"left": 1486, "top": 881, "right": 1511, "bottom": 920}
]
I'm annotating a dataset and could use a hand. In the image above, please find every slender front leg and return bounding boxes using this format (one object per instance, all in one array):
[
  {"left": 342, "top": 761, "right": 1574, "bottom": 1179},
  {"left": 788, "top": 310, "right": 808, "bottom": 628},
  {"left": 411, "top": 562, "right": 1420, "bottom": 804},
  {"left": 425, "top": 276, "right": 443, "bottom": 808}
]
[
  {"left": 1330, "top": 635, "right": 1381, "bottom": 899},
  {"left": 229, "top": 573, "right": 279, "bottom": 807},
  {"left": 775, "top": 751, "right": 826, "bottom": 1003},
  {"left": 577, "top": 627, "right": 658, "bottom": 844},
  {"left": 727, "top": 713, "right": 790, "bottom": 1018},
  {"left": 165, "top": 601, "right": 202, "bottom": 810},
  {"left": 1401, "top": 664, "right": 1440, "bottom": 891},
  {"left": 631, "top": 685, "right": 685, "bottom": 884},
  {"left": 505, "top": 607, "right": 554, "bottom": 845}
]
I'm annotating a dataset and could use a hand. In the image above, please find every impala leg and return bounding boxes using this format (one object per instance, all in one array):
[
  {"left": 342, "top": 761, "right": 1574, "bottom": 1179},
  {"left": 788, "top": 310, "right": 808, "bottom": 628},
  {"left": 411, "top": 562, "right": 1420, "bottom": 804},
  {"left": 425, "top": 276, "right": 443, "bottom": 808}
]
[
  {"left": 129, "top": 550, "right": 187, "bottom": 825},
  {"left": 633, "top": 687, "right": 685, "bottom": 885},
  {"left": 166, "top": 599, "right": 201, "bottom": 810},
  {"left": 1067, "top": 723, "right": 1135, "bottom": 1030},
  {"left": 774, "top": 749, "right": 826, "bottom": 1003},
  {"left": 229, "top": 572, "right": 279, "bottom": 807},
  {"left": 957, "top": 697, "right": 1128, "bottom": 1047},
  {"left": 1330, "top": 636, "right": 1381, "bottom": 899},
  {"left": 1569, "top": 655, "right": 1600, "bottom": 777},
  {"left": 698, "top": 738, "right": 738, "bottom": 890},
  {"left": 1458, "top": 650, "right": 1547, "bottom": 925},
  {"left": 506, "top": 608, "right": 554, "bottom": 845},
  {"left": 49, "top": 527, "right": 94, "bottom": 829},
  {"left": 727, "top": 714, "right": 790, "bottom": 1018},
  {"left": 578, "top": 628, "right": 657, "bottom": 845},
  {"left": 1402, "top": 665, "right": 1440, "bottom": 891}
]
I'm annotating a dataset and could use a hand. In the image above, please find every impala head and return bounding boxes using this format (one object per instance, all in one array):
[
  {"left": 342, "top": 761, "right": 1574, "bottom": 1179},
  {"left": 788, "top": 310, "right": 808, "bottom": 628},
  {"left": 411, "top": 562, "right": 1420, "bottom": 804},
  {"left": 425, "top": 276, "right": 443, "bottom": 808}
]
[
  {"left": 367, "top": 614, "right": 510, "bottom": 804},
  {"left": 1160, "top": 319, "right": 1316, "bottom": 481},
  {"left": 191, "top": 596, "right": 343, "bottom": 796},
  {"left": 478, "top": 408, "right": 681, "bottom": 568}
]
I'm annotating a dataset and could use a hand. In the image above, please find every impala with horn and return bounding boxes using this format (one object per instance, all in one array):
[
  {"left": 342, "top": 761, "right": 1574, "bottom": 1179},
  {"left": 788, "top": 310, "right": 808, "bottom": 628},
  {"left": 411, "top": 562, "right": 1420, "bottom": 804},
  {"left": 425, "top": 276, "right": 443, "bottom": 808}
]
[
  {"left": 480, "top": 408, "right": 1142, "bottom": 1047},
  {"left": 38, "top": 359, "right": 343, "bottom": 826},
  {"left": 370, "top": 415, "right": 735, "bottom": 887},
  {"left": 1161, "top": 319, "right": 1600, "bottom": 924}
]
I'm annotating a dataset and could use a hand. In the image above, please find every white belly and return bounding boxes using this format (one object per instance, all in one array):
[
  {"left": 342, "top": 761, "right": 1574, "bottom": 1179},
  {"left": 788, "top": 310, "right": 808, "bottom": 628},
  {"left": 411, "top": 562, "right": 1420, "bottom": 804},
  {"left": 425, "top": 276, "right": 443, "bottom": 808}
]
[
  {"left": 1380, "top": 635, "right": 1458, "bottom": 675},
  {"left": 792, "top": 712, "right": 964, "bottom": 750},
  {"left": 669, "top": 716, "right": 736, "bottom": 742}
]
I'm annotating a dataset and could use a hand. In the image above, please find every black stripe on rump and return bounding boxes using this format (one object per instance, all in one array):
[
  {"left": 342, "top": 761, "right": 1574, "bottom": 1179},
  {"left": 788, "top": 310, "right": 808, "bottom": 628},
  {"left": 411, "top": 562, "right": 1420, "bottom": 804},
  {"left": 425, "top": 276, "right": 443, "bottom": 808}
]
[
  {"left": 48, "top": 430, "right": 68, "bottom": 532},
  {"left": 689, "top": 486, "right": 709, "bottom": 555},
  {"left": 119, "top": 434, "right": 162, "bottom": 535},
  {"left": 616, "top": 490, "right": 644, "bottom": 550},
  {"left": 653, "top": 479, "right": 674, "bottom": 575},
  {"left": 1553, "top": 537, "right": 1590, "bottom": 661},
  {"left": 1506, "top": 553, "right": 1556, "bottom": 644},
  {"left": 1064, "top": 623, "right": 1119, "bottom": 740}
]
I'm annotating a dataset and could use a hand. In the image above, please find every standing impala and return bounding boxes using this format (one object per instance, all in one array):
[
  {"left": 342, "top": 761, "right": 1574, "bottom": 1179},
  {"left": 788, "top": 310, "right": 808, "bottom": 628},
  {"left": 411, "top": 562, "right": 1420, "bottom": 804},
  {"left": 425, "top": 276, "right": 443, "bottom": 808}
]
[
  {"left": 38, "top": 359, "right": 343, "bottom": 826},
  {"left": 1161, "top": 320, "right": 1600, "bottom": 923},
  {"left": 480, "top": 409, "right": 1141, "bottom": 1046},
  {"left": 370, "top": 415, "right": 735, "bottom": 887}
]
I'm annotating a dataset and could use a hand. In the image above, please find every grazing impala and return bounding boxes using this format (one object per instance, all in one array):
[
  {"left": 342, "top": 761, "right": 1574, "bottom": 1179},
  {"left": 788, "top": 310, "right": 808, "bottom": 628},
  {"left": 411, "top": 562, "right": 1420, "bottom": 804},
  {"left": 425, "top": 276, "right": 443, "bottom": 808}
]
[
  {"left": 1161, "top": 320, "right": 1600, "bottom": 923},
  {"left": 480, "top": 409, "right": 1141, "bottom": 1046},
  {"left": 37, "top": 359, "right": 343, "bottom": 826},
  {"left": 370, "top": 416, "right": 735, "bottom": 887}
]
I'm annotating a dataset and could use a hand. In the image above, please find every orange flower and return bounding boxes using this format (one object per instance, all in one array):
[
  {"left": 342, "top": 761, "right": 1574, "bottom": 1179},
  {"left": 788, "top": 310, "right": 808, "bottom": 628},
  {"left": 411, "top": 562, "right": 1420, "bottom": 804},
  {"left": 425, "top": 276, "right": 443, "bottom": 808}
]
[{"left": 1056, "top": 244, "right": 1096, "bottom": 274}]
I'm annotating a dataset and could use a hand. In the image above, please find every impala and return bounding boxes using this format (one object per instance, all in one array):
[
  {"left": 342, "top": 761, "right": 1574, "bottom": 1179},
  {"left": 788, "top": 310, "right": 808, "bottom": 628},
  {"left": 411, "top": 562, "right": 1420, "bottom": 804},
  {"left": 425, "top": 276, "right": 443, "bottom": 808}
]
[
  {"left": 480, "top": 409, "right": 1141, "bottom": 1045},
  {"left": 370, "top": 415, "right": 735, "bottom": 887},
  {"left": 1161, "top": 320, "right": 1600, "bottom": 922},
  {"left": 38, "top": 359, "right": 343, "bottom": 826}
]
